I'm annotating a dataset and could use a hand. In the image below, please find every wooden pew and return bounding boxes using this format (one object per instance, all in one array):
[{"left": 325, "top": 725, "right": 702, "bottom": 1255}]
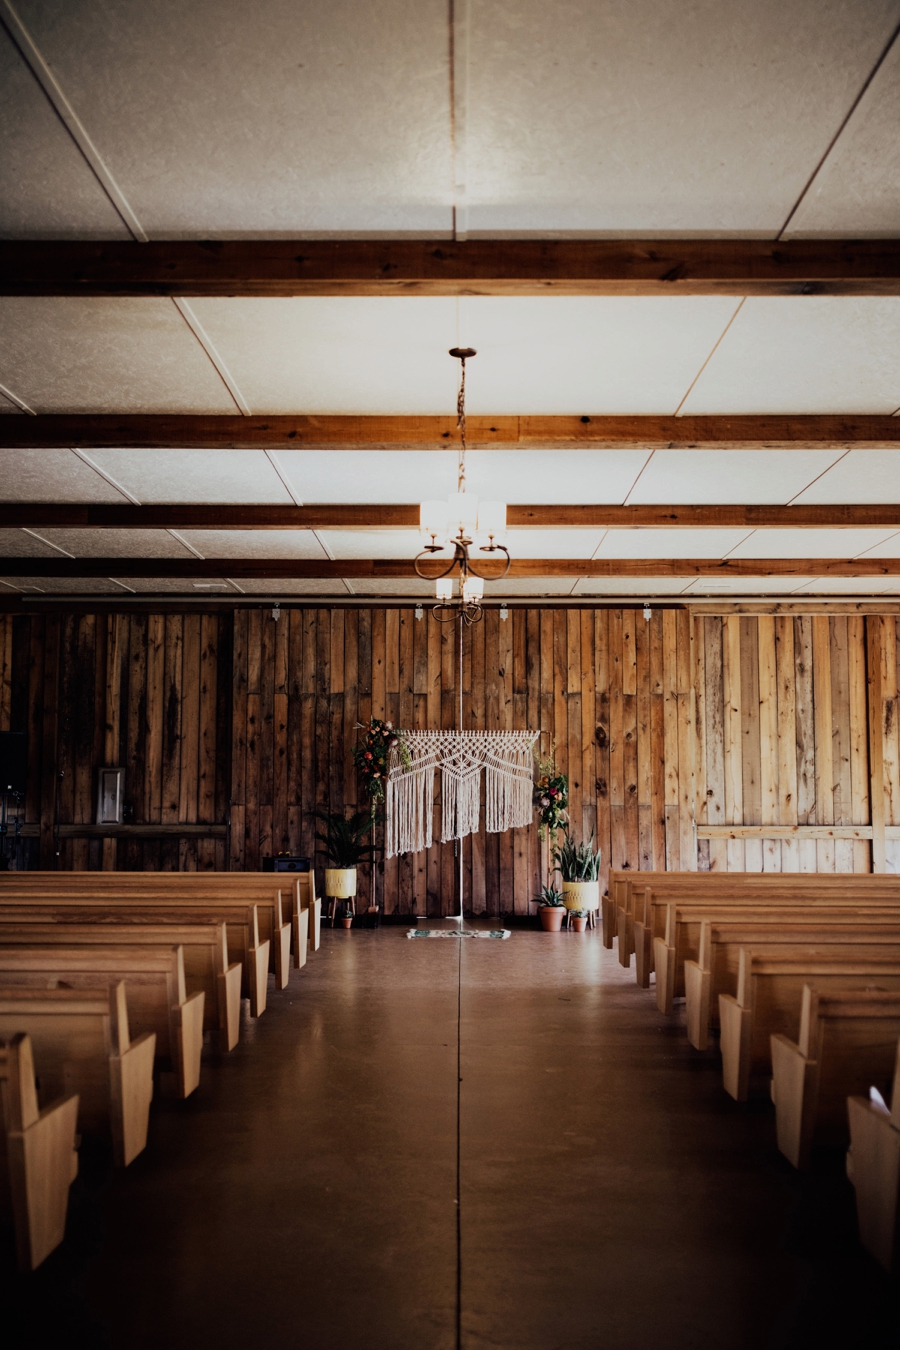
[
  {"left": 0, "top": 870, "right": 321, "bottom": 967},
  {"left": 0, "top": 983, "right": 154, "bottom": 1167},
  {"left": 651, "top": 898, "right": 900, "bottom": 1012},
  {"left": 684, "top": 920, "right": 900, "bottom": 1049},
  {"left": 1, "top": 1032, "right": 79, "bottom": 1271},
  {"left": 719, "top": 949, "right": 900, "bottom": 1101},
  {"left": 771, "top": 987, "right": 900, "bottom": 1169},
  {"left": 0, "top": 946, "right": 203, "bottom": 1099},
  {"left": 846, "top": 1038, "right": 900, "bottom": 1273},
  {"left": 0, "top": 896, "right": 272, "bottom": 1017},
  {"left": 0, "top": 920, "right": 242, "bottom": 1052}
]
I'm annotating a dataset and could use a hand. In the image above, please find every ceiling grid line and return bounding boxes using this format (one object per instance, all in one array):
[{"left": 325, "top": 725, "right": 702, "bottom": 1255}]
[
  {"left": 0, "top": 0, "right": 147, "bottom": 241},
  {"left": 776, "top": 13, "right": 900, "bottom": 240},
  {"left": 673, "top": 297, "right": 746, "bottom": 417},
  {"left": 0, "top": 379, "right": 34, "bottom": 414},
  {"left": 784, "top": 449, "right": 852, "bottom": 505},
  {"left": 171, "top": 299, "right": 251, "bottom": 415},
  {"left": 69, "top": 449, "right": 140, "bottom": 503},
  {"left": 449, "top": 0, "right": 469, "bottom": 241}
]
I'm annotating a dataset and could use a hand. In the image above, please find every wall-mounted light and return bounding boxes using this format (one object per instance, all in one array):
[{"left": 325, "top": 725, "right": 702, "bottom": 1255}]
[
  {"left": 415, "top": 604, "right": 424, "bottom": 621},
  {"left": 272, "top": 603, "right": 281, "bottom": 622},
  {"left": 500, "top": 605, "right": 509, "bottom": 621},
  {"left": 643, "top": 604, "right": 652, "bottom": 622}
]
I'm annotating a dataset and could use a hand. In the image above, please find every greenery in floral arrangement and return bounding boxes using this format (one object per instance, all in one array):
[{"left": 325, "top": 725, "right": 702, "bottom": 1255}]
[
  {"left": 533, "top": 741, "right": 569, "bottom": 840},
  {"left": 351, "top": 717, "right": 410, "bottom": 808},
  {"left": 534, "top": 884, "right": 565, "bottom": 908},
  {"left": 552, "top": 831, "right": 602, "bottom": 882},
  {"left": 314, "top": 809, "right": 380, "bottom": 869},
  {"left": 568, "top": 909, "right": 586, "bottom": 919}
]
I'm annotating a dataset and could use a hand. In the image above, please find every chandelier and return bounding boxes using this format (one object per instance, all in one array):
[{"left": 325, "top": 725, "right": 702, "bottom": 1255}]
[{"left": 415, "top": 348, "right": 510, "bottom": 624}]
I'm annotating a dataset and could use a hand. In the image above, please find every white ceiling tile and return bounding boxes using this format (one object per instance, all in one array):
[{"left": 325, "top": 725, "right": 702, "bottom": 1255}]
[
  {"left": 595, "top": 529, "right": 752, "bottom": 558},
  {"left": 190, "top": 298, "right": 457, "bottom": 414},
  {"left": 505, "top": 528, "right": 606, "bottom": 557},
  {"left": 571, "top": 577, "right": 691, "bottom": 595},
  {"left": 319, "top": 530, "right": 430, "bottom": 559},
  {"left": 847, "top": 532, "right": 900, "bottom": 559},
  {"left": 272, "top": 448, "right": 651, "bottom": 505},
  {"left": 727, "top": 528, "right": 900, "bottom": 558},
  {"left": 115, "top": 577, "right": 243, "bottom": 594},
  {"left": 787, "top": 37, "right": 900, "bottom": 238},
  {"left": 0, "top": 529, "right": 66, "bottom": 557},
  {"left": 680, "top": 576, "right": 817, "bottom": 594},
  {"left": 0, "top": 26, "right": 130, "bottom": 240},
  {"left": 86, "top": 450, "right": 294, "bottom": 504},
  {"left": 795, "top": 577, "right": 900, "bottom": 593},
  {"left": 1, "top": 576, "right": 128, "bottom": 593},
  {"left": 465, "top": 0, "right": 900, "bottom": 235},
  {"left": 681, "top": 298, "right": 900, "bottom": 414},
  {"left": 33, "top": 529, "right": 196, "bottom": 558},
  {"left": 627, "top": 449, "right": 847, "bottom": 504},
  {"left": 348, "top": 578, "right": 439, "bottom": 596},
  {"left": 12, "top": 0, "right": 453, "bottom": 237},
  {"left": 0, "top": 396, "right": 25, "bottom": 413},
  {"left": 0, "top": 298, "right": 239, "bottom": 414},
  {"left": 792, "top": 451, "right": 900, "bottom": 504},
  {"left": 230, "top": 579, "right": 347, "bottom": 595},
  {"left": 457, "top": 297, "right": 741, "bottom": 413},
  {"left": 0, "top": 449, "right": 128, "bottom": 502},
  {"left": 481, "top": 579, "right": 577, "bottom": 597},
  {"left": 175, "top": 530, "right": 329, "bottom": 560}
]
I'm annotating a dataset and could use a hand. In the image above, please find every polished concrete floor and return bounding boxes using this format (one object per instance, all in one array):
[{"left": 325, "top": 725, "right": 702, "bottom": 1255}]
[{"left": 3, "top": 922, "right": 899, "bottom": 1349}]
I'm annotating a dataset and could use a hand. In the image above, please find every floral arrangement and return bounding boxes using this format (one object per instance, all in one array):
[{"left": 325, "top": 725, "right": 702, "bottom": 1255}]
[
  {"left": 533, "top": 742, "right": 569, "bottom": 841},
  {"left": 352, "top": 717, "right": 409, "bottom": 807}
]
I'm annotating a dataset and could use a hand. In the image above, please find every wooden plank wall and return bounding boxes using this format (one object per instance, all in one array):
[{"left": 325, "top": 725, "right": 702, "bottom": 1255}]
[
  {"left": 0, "top": 612, "right": 230, "bottom": 870},
  {"left": 5, "top": 603, "right": 897, "bottom": 900},
  {"left": 226, "top": 606, "right": 695, "bottom": 915}
]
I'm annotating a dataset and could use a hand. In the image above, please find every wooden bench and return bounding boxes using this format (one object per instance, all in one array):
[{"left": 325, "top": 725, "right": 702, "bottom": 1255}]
[
  {"left": 0, "top": 920, "right": 242, "bottom": 1052},
  {"left": 1, "top": 1032, "right": 79, "bottom": 1271},
  {"left": 0, "top": 946, "right": 203, "bottom": 1099},
  {"left": 719, "top": 949, "right": 900, "bottom": 1101},
  {"left": 771, "top": 987, "right": 900, "bottom": 1169},
  {"left": 0, "top": 896, "right": 272, "bottom": 1017},
  {"left": 653, "top": 901, "right": 900, "bottom": 1014},
  {"left": 846, "top": 1037, "right": 900, "bottom": 1273},
  {"left": 684, "top": 920, "right": 900, "bottom": 1049},
  {"left": 0, "top": 983, "right": 154, "bottom": 1167}
]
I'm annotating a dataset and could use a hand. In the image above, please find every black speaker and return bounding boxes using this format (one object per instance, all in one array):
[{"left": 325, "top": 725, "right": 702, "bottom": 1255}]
[
  {"left": 0, "top": 733, "right": 26, "bottom": 795},
  {"left": 262, "top": 855, "right": 310, "bottom": 873}
]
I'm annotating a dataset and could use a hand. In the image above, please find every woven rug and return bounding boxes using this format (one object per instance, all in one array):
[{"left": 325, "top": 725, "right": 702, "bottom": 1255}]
[{"left": 407, "top": 929, "right": 510, "bottom": 940}]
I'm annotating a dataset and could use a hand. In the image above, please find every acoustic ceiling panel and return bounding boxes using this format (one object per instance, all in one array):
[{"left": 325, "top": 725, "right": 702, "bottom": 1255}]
[
  {"left": 0, "top": 449, "right": 127, "bottom": 502},
  {"left": 680, "top": 575, "right": 816, "bottom": 594},
  {"left": 85, "top": 450, "right": 294, "bottom": 504},
  {"left": 571, "top": 577, "right": 691, "bottom": 595},
  {"left": 594, "top": 528, "right": 753, "bottom": 558},
  {"left": 175, "top": 529, "right": 330, "bottom": 560},
  {"left": 681, "top": 297, "right": 900, "bottom": 414},
  {"left": 792, "top": 451, "right": 900, "bottom": 504},
  {"left": 30, "top": 528, "right": 197, "bottom": 558},
  {"left": 0, "top": 298, "right": 239, "bottom": 413},
  {"left": 9, "top": 0, "right": 453, "bottom": 237},
  {"left": 627, "top": 449, "right": 848, "bottom": 505},
  {"left": 465, "top": 0, "right": 900, "bottom": 235},
  {"left": 727, "top": 528, "right": 900, "bottom": 557}
]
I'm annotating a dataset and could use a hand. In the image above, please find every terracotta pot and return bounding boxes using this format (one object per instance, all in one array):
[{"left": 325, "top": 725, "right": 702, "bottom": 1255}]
[
  {"left": 539, "top": 906, "right": 565, "bottom": 931},
  {"left": 326, "top": 867, "right": 358, "bottom": 899},
  {"left": 570, "top": 915, "right": 588, "bottom": 932},
  {"left": 340, "top": 916, "right": 352, "bottom": 929},
  {"left": 562, "top": 880, "right": 600, "bottom": 912}
]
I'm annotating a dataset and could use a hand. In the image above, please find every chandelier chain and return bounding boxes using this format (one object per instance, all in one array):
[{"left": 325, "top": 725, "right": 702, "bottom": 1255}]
[{"left": 457, "top": 355, "right": 467, "bottom": 492}]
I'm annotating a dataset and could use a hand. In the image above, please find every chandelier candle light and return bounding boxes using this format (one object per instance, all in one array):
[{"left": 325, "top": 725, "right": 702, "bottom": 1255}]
[{"left": 417, "top": 348, "right": 510, "bottom": 624}]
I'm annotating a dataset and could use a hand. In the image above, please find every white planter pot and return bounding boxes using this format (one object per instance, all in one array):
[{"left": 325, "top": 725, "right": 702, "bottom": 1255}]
[
  {"left": 562, "top": 880, "right": 600, "bottom": 912},
  {"left": 325, "top": 867, "right": 358, "bottom": 899}
]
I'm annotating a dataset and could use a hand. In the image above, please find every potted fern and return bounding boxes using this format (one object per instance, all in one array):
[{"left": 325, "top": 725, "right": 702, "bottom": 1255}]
[
  {"left": 535, "top": 884, "right": 566, "bottom": 931},
  {"left": 553, "top": 832, "right": 602, "bottom": 920},
  {"left": 314, "top": 809, "right": 379, "bottom": 926}
]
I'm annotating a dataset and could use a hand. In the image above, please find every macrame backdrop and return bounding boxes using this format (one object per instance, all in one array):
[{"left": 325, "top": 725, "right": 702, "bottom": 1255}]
[{"left": 386, "top": 729, "right": 539, "bottom": 858}]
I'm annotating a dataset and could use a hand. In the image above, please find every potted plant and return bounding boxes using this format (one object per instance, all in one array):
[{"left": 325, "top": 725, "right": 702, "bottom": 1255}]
[
  {"left": 314, "top": 809, "right": 379, "bottom": 925},
  {"left": 535, "top": 884, "right": 566, "bottom": 931},
  {"left": 568, "top": 909, "right": 588, "bottom": 933},
  {"left": 340, "top": 905, "right": 353, "bottom": 930},
  {"left": 553, "top": 832, "right": 602, "bottom": 918}
]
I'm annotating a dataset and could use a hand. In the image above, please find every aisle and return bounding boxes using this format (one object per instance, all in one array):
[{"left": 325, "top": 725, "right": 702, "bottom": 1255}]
[{"left": 4, "top": 924, "right": 896, "bottom": 1349}]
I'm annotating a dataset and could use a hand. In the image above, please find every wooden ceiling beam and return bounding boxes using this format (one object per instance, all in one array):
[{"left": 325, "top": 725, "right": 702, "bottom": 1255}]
[
  {"left": 3, "top": 239, "right": 900, "bottom": 296},
  {"left": 3, "top": 413, "right": 900, "bottom": 450},
  {"left": 3, "top": 558, "right": 900, "bottom": 579},
  {"left": 5, "top": 502, "right": 900, "bottom": 530}
]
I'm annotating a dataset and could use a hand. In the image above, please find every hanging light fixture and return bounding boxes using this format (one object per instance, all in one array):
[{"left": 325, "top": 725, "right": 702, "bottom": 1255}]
[{"left": 416, "top": 348, "right": 510, "bottom": 624}]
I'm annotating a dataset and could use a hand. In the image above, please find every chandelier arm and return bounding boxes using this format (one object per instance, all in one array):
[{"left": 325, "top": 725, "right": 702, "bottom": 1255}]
[
  {"left": 414, "top": 549, "right": 459, "bottom": 581},
  {"left": 465, "top": 545, "right": 511, "bottom": 581}
]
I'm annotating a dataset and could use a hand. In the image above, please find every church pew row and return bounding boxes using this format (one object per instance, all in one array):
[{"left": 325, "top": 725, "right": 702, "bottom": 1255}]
[
  {"left": 772, "top": 988, "right": 900, "bottom": 1169},
  {"left": 0, "top": 921, "right": 242, "bottom": 1052},
  {"left": 684, "top": 920, "right": 900, "bottom": 1050},
  {"left": 0, "top": 983, "right": 154, "bottom": 1168},
  {"left": 1, "top": 1032, "right": 79, "bottom": 1272},
  {"left": 719, "top": 949, "right": 900, "bottom": 1103},
  {"left": 653, "top": 902, "right": 900, "bottom": 1013},
  {"left": 0, "top": 897, "right": 272, "bottom": 1017},
  {"left": 0, "top": 872, "right": 321, "bottom": 968},
  {"left": 0, "top": 946, "right": 203, "bottom": 1099},
  {"left": 846, "top": 1038, "right": 900, "bottom": 1274}
]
